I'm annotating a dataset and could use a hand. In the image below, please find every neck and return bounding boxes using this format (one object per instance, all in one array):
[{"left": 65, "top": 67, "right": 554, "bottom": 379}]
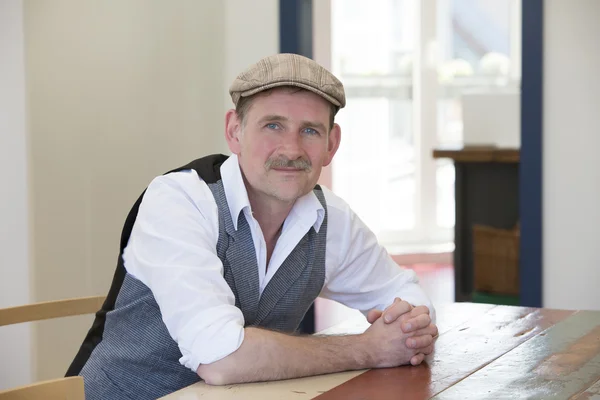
[
  {"left": 239, "top": 167, "right": 296, "bottom": 241},
  {"left": 247, "top": 191, "right": 293, "bottom": 242}
]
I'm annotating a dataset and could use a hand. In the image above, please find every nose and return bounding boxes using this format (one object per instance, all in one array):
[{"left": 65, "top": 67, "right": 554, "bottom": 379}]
[{"left": 278, "top": 132, "right": 304, "bottom": 160}]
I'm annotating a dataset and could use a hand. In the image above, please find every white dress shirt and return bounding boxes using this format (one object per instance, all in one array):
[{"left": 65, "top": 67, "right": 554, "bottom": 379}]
[{"left": 123, "top": 154, "right": 435, "bottom": 372}]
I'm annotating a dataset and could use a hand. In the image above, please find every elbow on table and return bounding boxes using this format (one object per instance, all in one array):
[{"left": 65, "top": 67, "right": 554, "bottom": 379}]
[
  {"left": 197, "top": 363, "right": 235, "bottom": 386},
  {"left": 195, "top": 326, "right": 251, "bottom": 385}
]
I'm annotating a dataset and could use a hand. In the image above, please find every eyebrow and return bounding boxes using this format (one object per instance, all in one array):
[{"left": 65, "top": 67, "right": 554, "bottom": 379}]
[
  {"left": 257, "top": 115, "right": 327, "bottom": 133},
  {"left": 257, "top": 115, "right": 289, "bottom": 125}
]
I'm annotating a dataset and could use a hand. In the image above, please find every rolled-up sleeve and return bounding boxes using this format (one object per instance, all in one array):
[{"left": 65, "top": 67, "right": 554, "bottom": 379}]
[
  {"left": 320, "top": 188, "right": 436, "bottom": 323},
  {"left": 122, "top": 170, "right": 245, "bottom": 372}
]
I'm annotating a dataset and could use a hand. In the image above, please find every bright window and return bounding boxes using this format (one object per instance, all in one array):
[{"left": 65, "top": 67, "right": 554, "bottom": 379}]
[{"left": 328, "top": 0, "right": 521, "bottom": 250}]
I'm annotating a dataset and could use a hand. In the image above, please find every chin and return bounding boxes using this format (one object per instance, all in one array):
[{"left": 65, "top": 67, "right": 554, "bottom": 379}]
[
  {"left": 270, "top": 186, "right": 310, "bottom": 203},
  {"left": 272, "top": 192, "right": 303, "bottom": 203}
]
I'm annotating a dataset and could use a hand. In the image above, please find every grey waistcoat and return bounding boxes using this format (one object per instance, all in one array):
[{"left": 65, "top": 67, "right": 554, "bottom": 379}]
[{"left": 68, "top": 155, "right": 328, "bottom": 400}]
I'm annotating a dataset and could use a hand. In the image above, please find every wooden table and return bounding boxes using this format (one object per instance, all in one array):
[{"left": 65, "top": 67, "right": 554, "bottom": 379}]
[{"left": 161, "top": 303, "right": 600, "bottom": 399}]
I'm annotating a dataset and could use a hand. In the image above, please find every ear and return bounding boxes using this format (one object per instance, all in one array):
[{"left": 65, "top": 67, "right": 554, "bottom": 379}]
[
  {"left": 323, "top": 123, "right": 341, "bottom": 167},
  {"left": 224, "top": 109, "right": 243, "bottom": 154}
]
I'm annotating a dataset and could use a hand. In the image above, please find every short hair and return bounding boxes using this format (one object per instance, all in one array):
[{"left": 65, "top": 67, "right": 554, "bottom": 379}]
[{"left": 235, "top": 87, "right": 339, "bottom": 130}]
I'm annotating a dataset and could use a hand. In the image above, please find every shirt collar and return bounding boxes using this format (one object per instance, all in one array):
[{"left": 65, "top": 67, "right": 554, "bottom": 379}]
[{"left": 220, "top": 154, "right": 325, "bottom": 232}]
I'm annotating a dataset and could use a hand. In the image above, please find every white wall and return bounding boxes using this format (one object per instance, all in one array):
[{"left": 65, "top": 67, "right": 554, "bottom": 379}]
[
  {"left": 543, "top": 0, "right": 600, "bottom": 310},
  {"left": 0, "top": 0, "right": 278, "bottom": 388},
  {"left": 0, "top": 0, "right": 33, "bottom": 389}
]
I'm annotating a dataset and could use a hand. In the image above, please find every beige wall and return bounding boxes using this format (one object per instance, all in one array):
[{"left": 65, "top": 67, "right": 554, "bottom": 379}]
[
  {"left": 12, "top": 0, "right": 278, "bottom": 384},
  {"left": 0, "top": 0, "right": 33, "bottom": 390},
  {"left": 223, "top": 0, "right": 280, "bottom": 112},
  {"left": 543, "top": 0, "right": 600, "bottom": 311}
]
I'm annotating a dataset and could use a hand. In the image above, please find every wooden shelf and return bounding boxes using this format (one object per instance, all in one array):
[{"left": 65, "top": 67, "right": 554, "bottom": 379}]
[{"left": 433, "top": 145, "right": 520, "bottom": 163}]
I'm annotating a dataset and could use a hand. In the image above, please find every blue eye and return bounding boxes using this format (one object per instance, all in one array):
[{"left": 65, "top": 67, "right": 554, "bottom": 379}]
[
  {"left": 266, "top": 123, "right": 280, "bottom": 130},
  {"left": 303, "top": 127, "right": 319, "bottom": 135}
]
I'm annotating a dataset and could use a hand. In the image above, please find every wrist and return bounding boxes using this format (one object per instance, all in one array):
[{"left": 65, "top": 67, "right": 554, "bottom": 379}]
[{"left": 351, "top": 333, "right": 375, "bottom": 369}]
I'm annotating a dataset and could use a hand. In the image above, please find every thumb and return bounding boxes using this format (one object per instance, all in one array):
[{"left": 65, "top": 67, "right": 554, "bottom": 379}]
[{"left": 367, "top": 309, "right": 383, "bottom": 324}]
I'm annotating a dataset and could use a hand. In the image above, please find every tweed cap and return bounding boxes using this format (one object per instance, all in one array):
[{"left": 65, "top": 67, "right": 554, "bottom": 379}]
[{"left": 229, "top": 53, "right": 346, "bottom": 108}]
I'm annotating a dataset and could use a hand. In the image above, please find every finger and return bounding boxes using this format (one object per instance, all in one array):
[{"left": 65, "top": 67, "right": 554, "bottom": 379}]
[
  {"left": 382, "top": 297, "right": 402, "bottom": 315},
  {"left": 420, "top": 344, "right": 435, "bottom": 356},
  {"left": 408, "top": 323, "right": 439, "bottom": 339},
  {"left": 406, "top": 334, "right": 433, "bottom": 349},
  {"left": 402, "top": 313, "right": 431, "bottom": 333},
  {"left": 367, "top": 309, "right": 383, "bottom": 324},
  {"left": 381, "top": 298, "right": 400, "bottom": 323},
  {"left": 410, "top": 353, "right": 425, "bottom": 366},
  {"left": 399, "top": 305, "right": 430, "bottom": 326},
  {"left": 411, "top": 305, "right": 430, "bottom": 316},
  {"left": 382, "top": 298, "right": 412, "bottom": 323},
  {"left": 383, "top": 298, "right": 400, "bottom": 312}
]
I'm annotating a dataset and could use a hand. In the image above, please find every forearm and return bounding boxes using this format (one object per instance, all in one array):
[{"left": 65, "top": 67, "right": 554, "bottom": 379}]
[{"left": 197, "top": 327, "right": 371, "bottom": 385}]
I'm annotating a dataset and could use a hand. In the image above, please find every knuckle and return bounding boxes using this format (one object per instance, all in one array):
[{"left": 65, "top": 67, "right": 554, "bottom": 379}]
[
  {"left": 418, "top": 335, "right": 433, "bottom": 348},
  {"left": 426, "top": 335, "right": 434, "bottom": 345},
  {"left": 400, "top": 313, "right": 412, "bottom": 324},
  {"left": 417, "top": 315, "right": 429, "bottom": 328},
  {"left": 416, "top": 305, "right": 430, "bottom": 314}
]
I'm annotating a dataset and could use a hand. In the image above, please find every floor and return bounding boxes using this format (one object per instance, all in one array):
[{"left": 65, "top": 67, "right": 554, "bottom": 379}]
[{"left": 315, "top": 263, "right": 454, "bottom": 331}]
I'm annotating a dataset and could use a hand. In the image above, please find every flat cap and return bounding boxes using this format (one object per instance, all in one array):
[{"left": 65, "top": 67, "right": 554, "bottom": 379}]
[{"left": 229, "top": 53, "right": 346, "bottom": 108}]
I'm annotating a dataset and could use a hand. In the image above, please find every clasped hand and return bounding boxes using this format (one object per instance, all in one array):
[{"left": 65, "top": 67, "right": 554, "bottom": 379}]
[{"left": 366, "top": 298, "right": 438, "bottom": 367}]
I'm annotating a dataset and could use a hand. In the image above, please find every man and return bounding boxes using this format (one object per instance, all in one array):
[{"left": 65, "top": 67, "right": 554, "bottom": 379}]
[{"left": 68, "top": 53, "right": 438, "bottom": 399}]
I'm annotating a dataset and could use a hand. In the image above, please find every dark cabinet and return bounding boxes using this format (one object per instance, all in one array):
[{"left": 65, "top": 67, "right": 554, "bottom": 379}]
[{"left": 433, "top": 146, "right": 520, "bottom": 302}]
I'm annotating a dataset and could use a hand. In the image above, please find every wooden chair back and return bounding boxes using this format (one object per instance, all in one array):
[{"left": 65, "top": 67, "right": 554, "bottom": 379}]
[
  {"left": 0, "top": 377, "right": 84, "bottom": 400},
  {"left": 0, "top": 296, "right": 105, "bottom": 399},
  {"left": 0, "top": 296, "right": 105, "bottom": 327}
]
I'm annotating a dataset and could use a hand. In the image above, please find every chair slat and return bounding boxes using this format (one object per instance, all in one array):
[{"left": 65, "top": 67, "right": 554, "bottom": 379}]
[
  {"left": 0, "top": 296, "right": 104, "bottom": 327},
  {"left": 0, "top": 376, "right": 85, "bottom": 400}
]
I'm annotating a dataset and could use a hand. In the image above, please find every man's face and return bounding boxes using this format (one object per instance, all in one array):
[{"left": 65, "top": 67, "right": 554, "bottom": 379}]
[{"left": 225, "top": 88, "right": 341, "bottom": 205}]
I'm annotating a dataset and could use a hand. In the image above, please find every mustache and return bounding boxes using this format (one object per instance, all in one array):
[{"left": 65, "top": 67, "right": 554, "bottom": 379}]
[{"left": 265, "top": 156, "right": 312, "bottom": 171}]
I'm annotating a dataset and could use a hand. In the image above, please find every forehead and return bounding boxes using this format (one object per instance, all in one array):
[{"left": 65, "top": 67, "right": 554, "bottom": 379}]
[{"left": 245, "top": 87, "right": 331, "bottom": 121}]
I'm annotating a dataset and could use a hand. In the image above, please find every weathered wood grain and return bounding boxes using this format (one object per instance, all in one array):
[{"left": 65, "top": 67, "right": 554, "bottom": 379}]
[
  {"left": 315, "top": 306, "right": 574, "bottom": 400},
  {"left": 433, "top": 311, "right": 600, "bottom": 400}
]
